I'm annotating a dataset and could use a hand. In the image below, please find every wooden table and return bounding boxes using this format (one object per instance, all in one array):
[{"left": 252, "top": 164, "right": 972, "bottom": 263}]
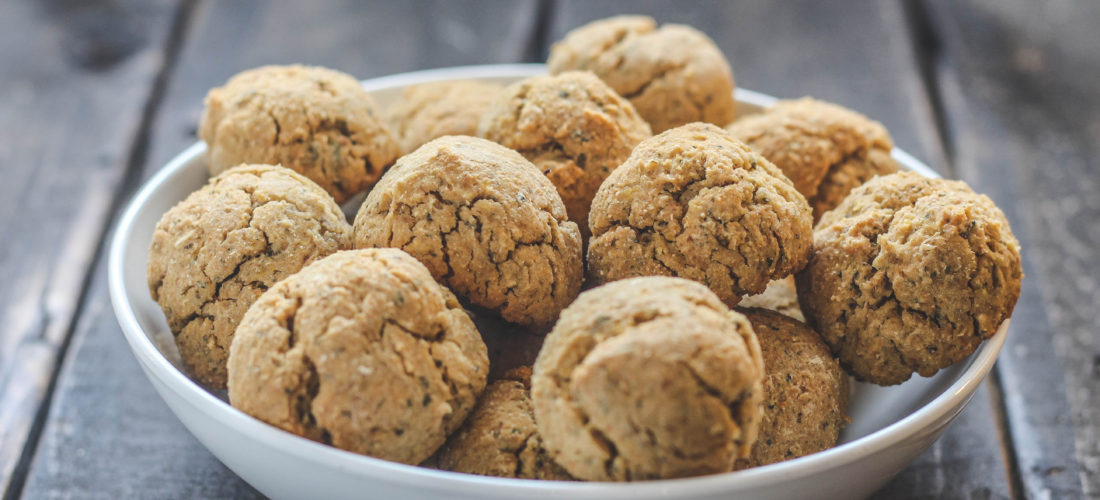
[{"left": 1, "top": 1, "right": 1095, "bottom": 498}]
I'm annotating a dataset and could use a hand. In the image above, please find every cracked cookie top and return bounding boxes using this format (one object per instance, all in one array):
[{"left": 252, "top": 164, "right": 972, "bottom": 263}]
[
  {"left": 352, "top": 135, "right": 583, "bottom": 328},
  {"left": 199, "top": 65, "right": 401, "bottom": 203},
  {"left": 147, "top": 164, "right": 350, "bottom": 388},
  {"left": 587, "top": 122, "right": 813, "bottom": 307},
  {"left": 547, "top": 15, "right": 736, "bottom": 133},
  {"left": 227, "top": 248, "right": 489, "bottom": 464},
  {"left": 429, "top": 367, "right": 573, "bottom": 480},
  {"left": 734, "top": 308, "right": 848, "bottom": 469},
  {"left": 386, "top": 80, "right": 501, "bottom": 155},
  {"left": 796, "top": 172, "right": 1023, "bottom": 385},
  {"left": 478, "top": 71, "right": 651, "bottom": 238},
  {"left": 531, "top": 277, "right": 764, "bottom": 481},
  {"left": 727, "top": 98, "right": 899, "bottom": 221}
]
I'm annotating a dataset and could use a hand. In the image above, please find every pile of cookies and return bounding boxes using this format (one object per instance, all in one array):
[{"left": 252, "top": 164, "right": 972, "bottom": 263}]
[{"left": 146, "top": 15, "right": 1022, "bottom": 482}]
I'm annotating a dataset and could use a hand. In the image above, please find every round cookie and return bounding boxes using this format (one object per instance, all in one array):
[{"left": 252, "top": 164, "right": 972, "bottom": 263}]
[
  {"left": 430, "top": 367, "right": 572, "bottom": 480},
  {"left": 227, "top": 249, "right": 489, "bottom": 465},
  {"left": 352, "top": 135, "right": 583, "bottom": 328},
  {"left": 796, "top": 172, "right": 1023, "bottom": 385},
  {"left": 734, "top": 308, "right": 848, "bottom": 469},
  {"left": 587, "top": 122, "right": 813, "bottom": 307},
  {"left": 727, "top": 97, "right": 899, "bottom": 221},
  {"left": 532, "top": 276, "right": 765, "bottom": 481},
  {"left": 387, "top": 80, "right": 500, "bottom": 155},
  {"left": 547, "top": 15, "right": 736, "bottom": 133},
  {"left": 147, "top": 164, "right": 350, "bottom": 388},
  {"left": 199, "top": 65, "right": 401, "bottom": 203},
  {"left": 739, "top": 276, "right": 805, "bottom": 322},
  {"left": 478, "top": 71, "right": 651, "bottom": 237}
]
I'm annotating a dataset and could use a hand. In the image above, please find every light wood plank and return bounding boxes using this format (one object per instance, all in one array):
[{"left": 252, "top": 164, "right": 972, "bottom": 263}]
[{"left": 0, "top": 0, "right": 183, "bottom": 494}]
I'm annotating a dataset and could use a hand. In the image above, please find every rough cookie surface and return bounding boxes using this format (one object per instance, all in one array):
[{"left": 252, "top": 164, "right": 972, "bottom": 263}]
[
  {"left": 532, "top": 277, "right": 764, "bottom": 481},
  {"left": 547, "top": 15, "right": 736, "bottom": 133},
  {"left": 430, "top": 367, "right": 572, "bottom": 480},
  {"left": 739, "top": 276, "right": 805, "bottom": 322},
  {"left": 478, "top": 71, "right": 651, "bottom": 237},
  {"left": 387, "top": 80, "right": 500, "bottom": 155},
  {"left": 199, "top": 65, "right": 401, "bottom": 203},
  {"left": 227, "top": 249, "right": 489, "bottom": 464},
  {"left": 796, "top": 172, "right": 1023, "bottom": 385},
  {"left": 734, "top": 308, "right": 848, "bottom": 469},
  {"left": 147, "top": 164, "right": 350, "bottom": 388},
  {"left": 587, "top": 123, "right": 813, "bottom": 307},
  {"left": 353, "top": 135, "right": 583, "bottom": 327},
  {"left": 727, "top": 98, "right": 899, "bottom": 221}
]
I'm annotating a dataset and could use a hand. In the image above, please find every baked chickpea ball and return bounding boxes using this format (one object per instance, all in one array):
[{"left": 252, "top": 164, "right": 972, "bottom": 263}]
[
  {"left": 739, "top": 276, "right": 805, "bottom": 322},
  {"left": 353, "top": 135, "right": 583, "bottom": 327},
  {"left": 532, "top": 277, "right": 764, "bottom": 481},
  {"left": 386, "top": 80, "right": 500, "bottom": 154},
  {"left": 199, "top": 65, "right": 401, "bottom": 203},
  {"left": 147, "top": 164, "right": 350, "bottom": 388},
  {"left": 587, "top": 122, "right": 813, "bottom": 307},
  {"left": 734, "top": 308, "right": 848, "bottom": 469},
  {"left": 727, "top": 98, "right": 899, "bottom": 221},
  {"left": 548, "top": 15, "right": 736, "bottom": 133},
  {"left": 227, "top": 249, "right": 489, "bottom": 465},
  {"left": 797, "top": 172, "right": 1023, "bottom": 385},
  {"left": 478, "top": 71, "right": 651, "bottom": 237},
  {"left": 430, "top": 367, "right": 573, "bottom": 480}
]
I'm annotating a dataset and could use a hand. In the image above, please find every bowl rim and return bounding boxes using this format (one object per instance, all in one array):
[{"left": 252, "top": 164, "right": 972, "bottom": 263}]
[{"left": 108, "top": 63, "right": 1007, "bottom": 496}]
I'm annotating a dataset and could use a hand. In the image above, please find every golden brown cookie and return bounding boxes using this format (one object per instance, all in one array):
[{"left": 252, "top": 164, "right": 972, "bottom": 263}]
[
  {"left": 796, "top": 172, "right": 1023, "bottom": 385},
  {"left": 430, "top": 368, "right": 572, "bottom": 480},
  {"left": 386, "top": 80, "right": 500, "bottom": 154},
  {"left": 532, "top": 277, "right": 764, "bottom": 481},
  {"left": 352, "top": 135, "right": 583, "bottom": 328},
  {"left": 587, "top": 122, "right": 813, "bottom": 307},
  {"left": 478, "top": 71, "right": 651, "bottom": 237},
  {"left": 199, "top": 65, "right": 401, "bottom": 203},
  {"left": 727, "top": 97, "right": 899, "bottom": 221},
  {"left": 739, "top": 276, "right": 805, "bottom": 322},
  {"left": 227, "top": 249, "right": 489, "bottom": 465},
  {"left": 734, "top": 308, "right": 848, "bottom": 469},
  {"left": 547, "top": 15, "right": 736, "bottom": 133},
  {"left": 147, "top": 164, "right": 350, "bottom": 388}
]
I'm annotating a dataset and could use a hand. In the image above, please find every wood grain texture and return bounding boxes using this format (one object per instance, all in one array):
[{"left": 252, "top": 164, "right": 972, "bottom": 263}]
[
  {"left": 549, "top": 2, "right": 1015, "bottom": 497},
  {"left": 20, "top": 0, "right": 542, "bottom": 497},
  {"left": 924, "top": 0, "right": 1097, "bottom": 496},
  {"left": 0, "top": 0, "right": 181, "bottom": 495}
]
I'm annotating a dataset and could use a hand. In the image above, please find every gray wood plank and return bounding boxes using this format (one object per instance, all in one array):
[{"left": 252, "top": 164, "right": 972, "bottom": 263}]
[
  {"left": 547, "top": 2, "right": 1012, "bottom": 498},
  {"left": 0, "top": 0, "right": 183, "bottom": 495},
  {"left": 21, "top": 0, "right": 542, "bottom": 497},
  {"left": 924, "top": 0, "right": 1097, "bottom": 496}
]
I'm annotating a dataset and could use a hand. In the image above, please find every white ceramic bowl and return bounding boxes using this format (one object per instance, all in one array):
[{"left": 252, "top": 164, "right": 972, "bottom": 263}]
[{"left": 109, "top": 64, "right": 1008, "bottom": 500}]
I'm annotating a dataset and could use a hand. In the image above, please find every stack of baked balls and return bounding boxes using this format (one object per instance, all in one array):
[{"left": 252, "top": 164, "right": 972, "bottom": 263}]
[{"left": 146, "top": 15, "right": 1022, "bottom": 482}]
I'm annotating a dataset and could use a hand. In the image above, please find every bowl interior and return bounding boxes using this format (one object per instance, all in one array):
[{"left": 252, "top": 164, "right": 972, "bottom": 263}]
[{"left": 111, "top": 64, "right": 1002, "bottom": 495}]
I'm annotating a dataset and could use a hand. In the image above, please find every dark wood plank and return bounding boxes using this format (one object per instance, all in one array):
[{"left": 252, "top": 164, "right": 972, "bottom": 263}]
[
  {"left": 923, "top": 0, "right": 1097, "bottom": 496},
  {"left": 547, "top": 2, "right": 1012, "bottom": 498},
  {"left": 0, "top": 0, "right": 183, "bottom": 495},
  {"left": 20, "top": 0, "right": 542, "bottom": 497}
]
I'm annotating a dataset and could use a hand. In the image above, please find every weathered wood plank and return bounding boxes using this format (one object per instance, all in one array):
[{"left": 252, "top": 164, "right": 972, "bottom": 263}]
[
  {"left": 0, "top": 0, "right": 183, "bottom": 495},
  {"left": 20, "top": 0, "right": 542, "bottom": 497},
  {"left": 548, "top": 2, "right": 1012, "bottom": 498},
  {"left": 924, "top": 0, "right": 1096, "bottom": 496}
]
